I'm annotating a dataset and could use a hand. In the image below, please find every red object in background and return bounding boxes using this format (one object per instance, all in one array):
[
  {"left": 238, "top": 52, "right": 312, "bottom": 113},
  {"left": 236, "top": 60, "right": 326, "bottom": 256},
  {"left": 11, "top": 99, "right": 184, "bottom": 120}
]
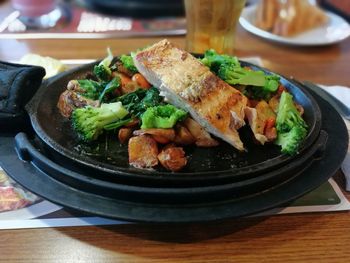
[
  {"left": 0, "top": 186, "right": 30, "bottom": 212},
  {"left": 11, "top": 0, "right": 56, "bottom": 17}
]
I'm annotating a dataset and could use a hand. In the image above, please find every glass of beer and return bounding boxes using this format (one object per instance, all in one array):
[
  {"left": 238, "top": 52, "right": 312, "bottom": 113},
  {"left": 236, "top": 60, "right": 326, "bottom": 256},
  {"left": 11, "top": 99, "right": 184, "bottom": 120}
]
[{"left": 184, "top": 0, "right": 246, "bottom": 55}]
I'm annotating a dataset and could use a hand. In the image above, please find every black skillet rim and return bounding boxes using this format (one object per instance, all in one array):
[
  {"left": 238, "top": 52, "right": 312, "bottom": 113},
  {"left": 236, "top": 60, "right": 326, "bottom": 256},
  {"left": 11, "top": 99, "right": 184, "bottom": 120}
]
[{"left": 25, "top": 59, "right": 322, "bottom": 183}]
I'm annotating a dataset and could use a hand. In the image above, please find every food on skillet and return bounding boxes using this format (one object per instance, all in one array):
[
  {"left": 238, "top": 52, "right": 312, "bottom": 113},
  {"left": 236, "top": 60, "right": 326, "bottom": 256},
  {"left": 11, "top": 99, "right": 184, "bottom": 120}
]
[
  {"left": 134, "top": 40, "right": 247, "bottom": 151},
  {"left": 57, "top": 39, "right": 308, "bottom": 171},
  {"left": 255, "top": 0, "right": 328, "bottom": 37}
]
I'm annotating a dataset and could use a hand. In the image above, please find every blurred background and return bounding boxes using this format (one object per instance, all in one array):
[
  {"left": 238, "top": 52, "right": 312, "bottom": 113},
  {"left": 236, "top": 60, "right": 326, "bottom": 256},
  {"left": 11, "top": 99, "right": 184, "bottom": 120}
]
[{"left": 0, "top": 0, "right": 348, "bottom": 37}]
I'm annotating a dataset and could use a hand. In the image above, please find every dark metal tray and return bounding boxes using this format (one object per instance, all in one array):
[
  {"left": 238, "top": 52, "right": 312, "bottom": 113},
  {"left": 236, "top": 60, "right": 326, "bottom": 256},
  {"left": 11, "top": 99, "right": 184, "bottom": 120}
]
[{"left": 0, "top": 88, "right": 347, "bottom": 223}]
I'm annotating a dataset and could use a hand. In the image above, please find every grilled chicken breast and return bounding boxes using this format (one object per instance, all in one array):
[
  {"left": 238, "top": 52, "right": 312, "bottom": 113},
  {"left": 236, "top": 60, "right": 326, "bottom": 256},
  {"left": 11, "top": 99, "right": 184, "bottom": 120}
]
[{"left": 133, "top": 39, "right": 247, "bottom": 151}]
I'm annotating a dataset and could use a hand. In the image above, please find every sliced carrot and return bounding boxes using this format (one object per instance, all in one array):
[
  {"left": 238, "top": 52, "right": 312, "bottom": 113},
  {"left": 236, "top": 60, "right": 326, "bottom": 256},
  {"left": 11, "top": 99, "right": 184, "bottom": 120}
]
[
  {"left": 121, "top": 82, "right": 139, "bottom": 94},
  {"left": 113, "top": 72, "right": 132, "bottom": 87},
  {"left": 132, "top": 73, "right": 151, "bottom": 89},
  {"left": 265, "top": 117, "right": 276, "bottom": 130},
  {"left": 264, "top": 117, "right": 277, "bottom": 141},
  {"left": 111, "top": 72, "right": 132, "bottom": 95}
]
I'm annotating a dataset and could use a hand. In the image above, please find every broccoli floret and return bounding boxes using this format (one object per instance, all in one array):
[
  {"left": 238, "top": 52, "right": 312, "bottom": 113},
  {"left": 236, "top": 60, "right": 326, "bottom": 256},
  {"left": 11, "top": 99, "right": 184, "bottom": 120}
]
[
  {"left": 93, "top": 65, "right": 110, "bottom": 82},
  {"left": 276, "top": 91, "right": 308, "bottom": 133},
  {"left": 218, "top": 64, "right": 280, "bottom": 99},
  {"left": 98, "top": 76, "right": 121, "bottom": 102},
  {"left": 218, "top": 66, "right": 266, "bottom": 86},
  {"left": 104, "top": 118, "right": 133, "bottom": 131},
  {"left": 275, "top": 91, "right": 308, "bottom": 155},
  {"left": 201, "top": 49, "right": 280, "bottom": 99},
  {"left": 265, "top": 75, "right": 280, "bottom": 92},
  {"left": 93, "top": 47, "right": 113, "bottom": 82},
  {"left": 73, "top": 79, "right": 103, "bottom": 100},
  {"left": 141, "top": 104, "right": 187, "bottom": 129},
  {"left": 276, "top": 126, "right": 308, "bottom": 155},
  {"left": 201, "top": 49, "right": 240, "bottom": 74},
  {"left": 120, "top": 54, "right": 138, "bottom": 74},
  {"left": 72, "top": 102, "right": 129, "bottom": 142}
]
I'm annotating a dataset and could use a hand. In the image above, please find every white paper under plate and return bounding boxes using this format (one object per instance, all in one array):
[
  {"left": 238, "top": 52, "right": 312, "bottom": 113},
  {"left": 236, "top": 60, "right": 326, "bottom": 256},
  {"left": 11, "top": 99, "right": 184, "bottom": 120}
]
[{"left": 239, "top": 5, "right": 350, "bottom": 46}]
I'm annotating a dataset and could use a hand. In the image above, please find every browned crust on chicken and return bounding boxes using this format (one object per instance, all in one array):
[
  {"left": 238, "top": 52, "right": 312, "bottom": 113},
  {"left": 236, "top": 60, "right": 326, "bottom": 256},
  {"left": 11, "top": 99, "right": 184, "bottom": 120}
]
[{"left": 133, "top": 39, "right": 247, "bottom": 151}]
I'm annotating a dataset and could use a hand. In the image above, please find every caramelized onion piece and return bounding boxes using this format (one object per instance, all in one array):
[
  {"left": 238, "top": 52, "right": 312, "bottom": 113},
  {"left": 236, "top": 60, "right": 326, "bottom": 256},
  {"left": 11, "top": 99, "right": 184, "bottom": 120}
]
[{"left": 118, "top": 128, "right": 133, "bottom": 144}]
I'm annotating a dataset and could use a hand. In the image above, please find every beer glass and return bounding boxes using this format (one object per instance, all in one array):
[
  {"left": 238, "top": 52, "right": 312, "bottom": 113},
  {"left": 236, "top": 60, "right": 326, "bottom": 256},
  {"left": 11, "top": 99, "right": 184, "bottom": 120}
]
[{"left": 184, "top": 0, "right": 246, "bottom": 54}]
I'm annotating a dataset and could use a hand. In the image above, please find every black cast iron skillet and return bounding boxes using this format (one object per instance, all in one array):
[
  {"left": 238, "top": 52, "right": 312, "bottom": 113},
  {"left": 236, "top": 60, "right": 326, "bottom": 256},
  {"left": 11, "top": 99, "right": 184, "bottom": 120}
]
[
  {"left": 3, "top": 86, "right": 346, "bottom": 222},
  {"left": 25, "top": 59, "right": 322, "bottom": 187}
]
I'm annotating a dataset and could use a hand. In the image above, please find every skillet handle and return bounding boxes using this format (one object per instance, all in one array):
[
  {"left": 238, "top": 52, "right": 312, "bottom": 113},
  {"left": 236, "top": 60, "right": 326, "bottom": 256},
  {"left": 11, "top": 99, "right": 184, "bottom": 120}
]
[
  {"left": 311, "top": 130, "right": 328, "bottom": 161},
  {"left": 15, "top": 132, "right": 34, "bottom": 161}
]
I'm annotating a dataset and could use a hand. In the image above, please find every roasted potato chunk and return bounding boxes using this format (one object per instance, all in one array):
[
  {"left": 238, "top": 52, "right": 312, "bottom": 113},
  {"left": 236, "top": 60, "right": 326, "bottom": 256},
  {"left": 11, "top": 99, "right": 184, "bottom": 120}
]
[
  {"left": 174, "top": 125, "right": 196, "bottom": 145},
  {"left": 183, "top": 118, "right": 219, "bottom": 147},
  {"left": 128, "top": 135, "right": 158, "bottom": 168},
  {"left": 133, "top": 129, "right": 175, "bottom": 144},
  {"left": 158, "top": 146, "right": 187, "bottom": 172}
]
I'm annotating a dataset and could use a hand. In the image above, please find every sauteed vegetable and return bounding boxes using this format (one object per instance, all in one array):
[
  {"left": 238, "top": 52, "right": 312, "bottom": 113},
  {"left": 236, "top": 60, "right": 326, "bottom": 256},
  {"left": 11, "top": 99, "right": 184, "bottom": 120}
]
[
  {"left": 276, "top": 91, "right": 308, "bottom": 154},
  {"left": 57, "top": 40, "right": 308, "bottom": 171},
  {"left": 201, "top": 49, "right": 280, "bottom": 100}
]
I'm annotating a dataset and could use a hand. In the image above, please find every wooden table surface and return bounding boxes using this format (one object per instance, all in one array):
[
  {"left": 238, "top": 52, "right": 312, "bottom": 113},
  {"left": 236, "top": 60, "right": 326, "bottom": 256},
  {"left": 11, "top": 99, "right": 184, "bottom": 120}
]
[{"left": 1, "top": 16, "right": 350, "bottom": 263}]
